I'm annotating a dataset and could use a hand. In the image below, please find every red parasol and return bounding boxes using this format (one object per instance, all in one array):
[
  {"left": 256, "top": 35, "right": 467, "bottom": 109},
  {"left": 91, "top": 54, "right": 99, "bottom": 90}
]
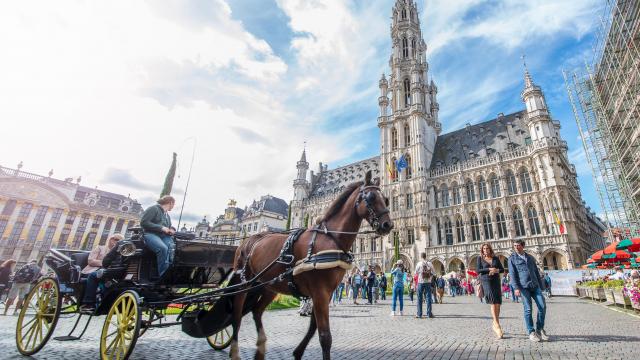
[
  {"left": 590, "top": 250, "right": 604, "bottom": 261},
  {"left": 467, "top": 270, "right": 478, "bottom": 277},
  {"left": 603, "top": 242, "right": 620, "bottom": 254}
]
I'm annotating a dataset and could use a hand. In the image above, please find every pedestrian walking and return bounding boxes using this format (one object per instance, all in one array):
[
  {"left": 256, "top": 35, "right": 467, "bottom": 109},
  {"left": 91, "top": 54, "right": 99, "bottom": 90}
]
[
  {"left": 0, "top": 259, "right": 16, "bottom": 304},
  {"left": 366, "top": 265, "right": 376, "bottom": 305},
  {"left": 352, "top": 269, "right": 362, "bottom": 305},
  {"left": 543, "top": 273, "right": 552, "bottom": 298},
  {"left": 414, "top": 253, "right": 435, "bottom": 318},
  {"left": 435, "top": 276, "right": 445, "bottom": 304},
  {"left": 508, "top": 239, "right": 550, "bottom": 342},
  {"left": 477, "top": 242, "right": 505, "bottom": 339},
  {"left": 448, "top": 275, "right": 456, "bottom": 297},
  {"left": 3, "top": 259, "right": 41, "bottom": 315},
  {"left": 390, "top": 259, "right": 406, "bottom": 316},
  {"left": 408, "top": 272, "right": 416, "bottom": 303},
  {"left": 430, "top": 275, "right": 438, "bottom": 304},
  {"left": 379, "top": 271, "right": 387, "bottom": 300}
]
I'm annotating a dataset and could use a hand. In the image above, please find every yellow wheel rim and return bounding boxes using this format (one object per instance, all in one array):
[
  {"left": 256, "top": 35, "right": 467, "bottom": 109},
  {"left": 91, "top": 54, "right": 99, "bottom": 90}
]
[
  {"left": 207, "top": 325, "right": 232, "bottom": 350},
  {"left": 100, "top": 292, "right": 139, "bottom": 360},
  {"left": 15, "top": 278, "right": 60, "bottom": 355}
]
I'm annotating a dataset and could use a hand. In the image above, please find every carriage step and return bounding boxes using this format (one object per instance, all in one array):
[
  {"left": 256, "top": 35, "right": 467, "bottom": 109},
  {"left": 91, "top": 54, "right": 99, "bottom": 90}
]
[{"left": 54, "top": 335, "right": 83, "bottom": 341}]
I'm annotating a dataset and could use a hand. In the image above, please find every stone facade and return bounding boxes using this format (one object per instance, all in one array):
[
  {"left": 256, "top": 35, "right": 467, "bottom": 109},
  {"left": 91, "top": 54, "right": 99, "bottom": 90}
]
[
  {"left": 290, "top": 0, "right": 604, "bottom": 274},
  {"left": 0, "top": 164, "right": 142, "bottom": 265}
]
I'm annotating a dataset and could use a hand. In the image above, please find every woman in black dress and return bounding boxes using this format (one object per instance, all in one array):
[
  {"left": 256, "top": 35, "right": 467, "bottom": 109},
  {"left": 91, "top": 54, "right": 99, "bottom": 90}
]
[{"left": 477, "top": 243, "right": 505, "bottom": 339}]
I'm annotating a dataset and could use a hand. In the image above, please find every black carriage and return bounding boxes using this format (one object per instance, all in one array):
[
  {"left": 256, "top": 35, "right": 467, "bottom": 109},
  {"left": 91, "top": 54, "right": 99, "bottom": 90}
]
[{"left": 15, "top": 227, "right": 238, "bottom": 359}]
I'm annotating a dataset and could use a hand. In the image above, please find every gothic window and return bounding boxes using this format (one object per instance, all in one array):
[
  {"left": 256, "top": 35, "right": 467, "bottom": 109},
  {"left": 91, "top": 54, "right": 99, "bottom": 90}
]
[
  {"left": 406, "top": 154, "right": 412, "bottom": 179},
  {"left": 392, "top": 230, "right": 400, "bottom": 248},
  {"left": 455, "top": 215, "right": 465, "bottom": 243},
  {"left": 482, "top": 212, "right": 494, "bottom": 240},
  {"left": 411, "top": 38, "right": 417, "bottom": 58},
  {"left": 391, "top": 157, "right": 398, "bottom": 183},
  {"left": 407, "top": 228, "right": 415, "bottom": 244},
  {"left": 440, "top": 184, "right": 450, "bottom": 207},
  {"left": 371, "top": 238, "right": 377, "bottom": 252},
  {"left": 490, "top": 174, "right": 501, "bottom": 198},
  {"left": 465, "top": 179, "right": 475, "bottom": 202},
  {"left": 404, "top": 123, "right": 411, "bottom": 146},
  {"left": 392, "top": 196, "right": 399, "bottom": 211},
  {"left": 513, "top": 207, "right": 526, "bottom": 237},
  {"left": 520, "top": 168, "right": 533, "bottom": 193},
  {"left": 496, "top": 210, "right": 507, "bottom": 239},
  {"left": 506, "top": 170, "right": 518, "bottom": 195},
  {"left": 391, "top": 128, "right": 398, "bottom": 150},
  {"left": 436, "top": 218, "right": 442, "bottom": 245},
  {"left": 452, "top": 182, "right": 461, "bottom": 205},
  {"left": 444, "top": 217, "right": 453, "bottom": 245},
  {"left": 478, "top": 176, "right": 488, "bottom": 200},
  {"left": 406, "top": 193, "right": 413, "bottom": 209},
  {"left": 470, "top": 213, "right": 481, "bottom": 241},
  {"left": 401, "top": 8, "right": 407, "bottom": 19},
  {"left": 434, "top": 186, "right": 439, "bottom": 208},
  {"left": 402, "top": 37, "right": 409, "bottom": 58},
  {"left": 403, "top": 78, "right": 411, "bottom": 106},
  {"left": 527, "top": 205, "right": 541, "bottom": 235}
]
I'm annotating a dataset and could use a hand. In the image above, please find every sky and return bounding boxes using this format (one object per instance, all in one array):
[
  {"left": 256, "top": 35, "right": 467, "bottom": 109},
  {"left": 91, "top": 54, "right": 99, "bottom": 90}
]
[{"left": 0, "top": 0, "right": 605, "bottom": 228}]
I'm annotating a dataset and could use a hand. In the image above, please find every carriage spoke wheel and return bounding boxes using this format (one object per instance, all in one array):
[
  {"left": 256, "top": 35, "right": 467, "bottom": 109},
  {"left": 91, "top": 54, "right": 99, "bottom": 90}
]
[
  {"left": 206, "top": 325, "right": 233, "bottom": 350},
  {"left": 100, "top": 291, "right": 141, "bottom": 360},
  {"left": 15, "top": 277, "right": 61, "bottom": 356}
]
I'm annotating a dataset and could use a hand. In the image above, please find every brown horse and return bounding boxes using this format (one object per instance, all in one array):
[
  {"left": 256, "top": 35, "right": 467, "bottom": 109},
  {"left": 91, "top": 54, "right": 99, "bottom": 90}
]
[{"left": 226, "top": 170, "right": 393, "bottom": 360}]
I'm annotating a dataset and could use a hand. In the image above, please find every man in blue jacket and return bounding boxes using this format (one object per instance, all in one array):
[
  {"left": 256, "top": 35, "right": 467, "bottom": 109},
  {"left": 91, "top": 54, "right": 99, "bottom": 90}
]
[{"left": 508, "top": 239, "right": 549, "bottom": 342}]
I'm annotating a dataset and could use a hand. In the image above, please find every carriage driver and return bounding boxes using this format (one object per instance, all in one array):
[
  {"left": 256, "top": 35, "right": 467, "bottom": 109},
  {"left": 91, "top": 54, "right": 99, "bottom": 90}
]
[{"left": 140, "top": 195, "right": 176, "bottom": 278}]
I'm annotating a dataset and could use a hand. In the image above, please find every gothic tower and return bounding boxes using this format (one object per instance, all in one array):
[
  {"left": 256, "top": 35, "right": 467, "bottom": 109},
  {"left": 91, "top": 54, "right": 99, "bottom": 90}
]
[
  {"left": 290, "top": 149, "right": 309, "bottom": 228},
  {"left": 378, "top": 0, "right": 440, "bottom": 261}
]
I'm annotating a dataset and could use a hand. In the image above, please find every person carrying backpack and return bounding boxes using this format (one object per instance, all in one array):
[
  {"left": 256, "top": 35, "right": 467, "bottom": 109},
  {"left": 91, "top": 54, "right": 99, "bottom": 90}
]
[
  {"left": 435, "top": 276, "right": 446, "bottom": 304},
  {"left": 4, "top": 259, "right": 41, "bottom": 315},
  {"left": 379, "top": 271, "right": 387, "bottom": 300},
  {"left": 414, "top": 252, "right": 436, "bottom": 318}
]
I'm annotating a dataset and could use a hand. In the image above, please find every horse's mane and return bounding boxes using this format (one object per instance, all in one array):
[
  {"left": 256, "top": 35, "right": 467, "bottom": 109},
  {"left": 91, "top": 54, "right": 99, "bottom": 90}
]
[{"left": 318, "top": 181, "right": 363, "bottom": 223}]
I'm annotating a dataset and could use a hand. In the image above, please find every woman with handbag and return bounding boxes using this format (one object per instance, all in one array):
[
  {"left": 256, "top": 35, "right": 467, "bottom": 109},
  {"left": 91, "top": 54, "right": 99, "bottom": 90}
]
[{"left": 477, "top": 242, "right": 505, "bottom": 339}]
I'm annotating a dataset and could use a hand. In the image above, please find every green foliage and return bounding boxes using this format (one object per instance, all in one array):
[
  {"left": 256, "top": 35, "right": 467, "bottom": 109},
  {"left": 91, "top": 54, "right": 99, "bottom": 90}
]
[
  {"left": 266, "top": 294, "right": 300, "bottom": 310},
  {"left": 160, "top": 152, "right": 177, "bottom": 197},
  {"left": 286, "top": 202, "right": 292, "bottom": 230},
  {"left": 603, "top": 280, "right": 625, "bottom": 289},
  {"left": 303, "top": 213, "right": 309, "bottom": 228}
]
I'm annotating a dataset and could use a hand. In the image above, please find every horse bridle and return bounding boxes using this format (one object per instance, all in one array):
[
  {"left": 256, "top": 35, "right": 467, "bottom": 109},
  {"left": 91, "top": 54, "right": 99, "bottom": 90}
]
[{"left": 355, "top": 185, "right": 390, "bottom": 231}]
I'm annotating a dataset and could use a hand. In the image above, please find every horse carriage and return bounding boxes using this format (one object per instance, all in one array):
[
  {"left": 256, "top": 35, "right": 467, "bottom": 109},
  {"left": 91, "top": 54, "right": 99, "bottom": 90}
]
[
  {"left": 16, "top": 170, "right": 394, "bottom": 360},
  {"left": 14, "top": 227, "right": 240, "bottom": 360}
]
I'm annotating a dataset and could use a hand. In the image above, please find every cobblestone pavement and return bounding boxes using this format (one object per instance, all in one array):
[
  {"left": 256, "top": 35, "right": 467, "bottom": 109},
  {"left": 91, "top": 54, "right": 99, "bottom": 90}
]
[{"left": 1, "top": 295, "right": 638, "bottom": 359}]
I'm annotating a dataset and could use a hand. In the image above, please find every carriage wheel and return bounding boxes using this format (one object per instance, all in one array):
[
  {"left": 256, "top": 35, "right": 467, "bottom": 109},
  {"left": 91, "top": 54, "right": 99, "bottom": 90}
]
[
  {"left": 100, "top": 291, "right": 141, "bottom": 360},
  {"left": 206, "top": 325, "right": 233, "bottom": 350},
  {"left": 15, "top": 277, "right": 62, "bottom": 356}
]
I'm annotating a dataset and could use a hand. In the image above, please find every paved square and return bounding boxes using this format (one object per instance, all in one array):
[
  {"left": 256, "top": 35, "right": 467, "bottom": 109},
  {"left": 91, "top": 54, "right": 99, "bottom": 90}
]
[{"left": 1, "top": 295, "right": 638, "bottom": 359}]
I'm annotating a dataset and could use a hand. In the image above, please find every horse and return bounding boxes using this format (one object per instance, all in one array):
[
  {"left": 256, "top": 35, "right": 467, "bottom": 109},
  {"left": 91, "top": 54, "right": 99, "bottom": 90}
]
[{"left": 226, "top": 170, "right": 393, "bottom": 360}]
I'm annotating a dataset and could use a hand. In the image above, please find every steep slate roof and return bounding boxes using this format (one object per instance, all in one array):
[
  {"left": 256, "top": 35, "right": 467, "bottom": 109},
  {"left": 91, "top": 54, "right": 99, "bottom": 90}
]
[
  {"left": 244, "top": 195, "right": 288, "bottom": 217},
  {"left": 430, "top": 110, "right": 530, "bottom": 169},
  {"left": 309, "top": 157, "right": 380, "bottom": 199}
]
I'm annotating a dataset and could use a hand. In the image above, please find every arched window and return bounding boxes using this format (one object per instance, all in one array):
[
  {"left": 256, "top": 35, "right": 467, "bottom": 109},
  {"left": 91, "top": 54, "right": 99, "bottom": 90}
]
[
  {"left": 470, "top": 213, "right": 481, "bottom": 241},
  {"left": 411, "top": 38, "right": 417, "bottom": 58},
  {"left": 452, "top": 182, "right": 461, "bottom": 205},
  {"left": 465, "top": 179, "right": 475, "bottom": 202},
  {"left": 527, "top": 205, "right": 541, "bottom": 235},
  {"left": 455, "top": 215, "right": 465, "bottom": 243},
  {"left": 520, "top": 168, "right": 533, "bottom": 193},
  {"left": 490, "top": 173, "right": 501, "bottom": 198},
  {"left": 391, "top": 127, "right": 398, "bottom": 150},
  {"left": 482, "top": 212, "right": 494, "bottom": 240},
  {"left": 440, "top": 184, "right": 450, "bottom": 207},
  {"left": 407, "top": 228, "right": 415, "bottom": 244},
  {"left": 496, "top": 209, "right": 507, "bottom": 239},
  {"left": 513, "top": 207, "right": 526, "bottom": 237},
  {"left": 444, "top": 217, "right": 453, "bottom": 245},
  {"left": 402, "top": 37, "right": 409, "bottom": 58},
  {"left": 406, "top": 154, "right": 413, "bottom": 179},
  {"left": 436, "top": 218, "right": 442, "bottom": 245},
  {"left": 404, "top": 123, "right": 411, "bottom": 146},
  {"left": 401, "top": 8, "right": 407, "bottom": 19},
  {"left": 433, "top": 185, "right": 439, "bottom": 208},
  {"left": 403, "top": 78, "right": 411, "bottom": 106},
  {"left": 478, "top": 176, "right": 488, "bottom": 200},
  {"left": 506, "top": 169, "right": 517, "bottom": 195},
  {"left": 391, "top": 157, "right": 398, "bottom": 182},
  {"left": 370, "top": 237, "right": 377, "bottom": 252}
]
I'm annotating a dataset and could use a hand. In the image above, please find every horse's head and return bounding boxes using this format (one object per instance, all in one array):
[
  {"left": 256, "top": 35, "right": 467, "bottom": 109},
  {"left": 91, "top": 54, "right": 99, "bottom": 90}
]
[{"left": 354, "top": 170, "right": 394, "bottom": 235}]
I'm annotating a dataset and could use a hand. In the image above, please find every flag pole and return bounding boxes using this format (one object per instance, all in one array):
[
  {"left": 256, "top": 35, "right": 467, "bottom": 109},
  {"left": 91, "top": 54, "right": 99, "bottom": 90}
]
[{"left": 177, "top": 137, "right": 197, "bottom": 231}]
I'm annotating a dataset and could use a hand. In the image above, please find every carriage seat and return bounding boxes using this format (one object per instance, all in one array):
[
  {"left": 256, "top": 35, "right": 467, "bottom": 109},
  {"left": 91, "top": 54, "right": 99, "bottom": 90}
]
[{"left": 70, "top": 252, "right": 90, "bottom": 272}]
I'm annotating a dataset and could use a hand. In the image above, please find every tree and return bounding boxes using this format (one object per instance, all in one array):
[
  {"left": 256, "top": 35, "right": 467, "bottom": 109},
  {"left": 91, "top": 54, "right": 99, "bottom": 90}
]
[
  {"left": 285, "top": 202, "right": 292, "bottom": 230},
  {"left": 303, "top": 213, "right": 309, "bottom": 228},
  {"left": 160, "top": 152, "right": 177, "bottom": 197}
]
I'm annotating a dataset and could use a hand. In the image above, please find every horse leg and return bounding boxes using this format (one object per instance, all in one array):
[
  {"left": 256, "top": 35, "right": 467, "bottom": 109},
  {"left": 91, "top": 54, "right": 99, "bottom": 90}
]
[
  {"left": 293, "top": 305, "right": 317, "bottom": 360},
  {"left": 252, "top": 291, "right": 277, "bottom": 360},
  {"left": 312, "top": 294, "right": 332, "bottom": 360},
  {"left": 230, "top": 292, "right": 247, "bottom": 360}
]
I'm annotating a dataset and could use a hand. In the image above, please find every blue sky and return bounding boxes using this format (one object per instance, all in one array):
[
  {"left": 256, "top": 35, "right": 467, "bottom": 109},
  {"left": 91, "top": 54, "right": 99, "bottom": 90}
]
[{"left": 0, "top": 0, "right": 605, "bottom": 225}]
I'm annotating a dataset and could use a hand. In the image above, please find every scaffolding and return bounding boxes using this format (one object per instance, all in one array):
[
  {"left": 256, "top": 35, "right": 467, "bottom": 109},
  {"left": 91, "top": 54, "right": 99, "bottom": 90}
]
[{"left": 563, "top": 0, "right": 640, "bottom": 238}]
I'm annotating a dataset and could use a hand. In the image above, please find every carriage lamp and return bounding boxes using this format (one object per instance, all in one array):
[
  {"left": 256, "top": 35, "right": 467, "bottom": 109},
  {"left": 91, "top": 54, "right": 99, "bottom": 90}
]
[{"left": 118, "top": 240, "right": 138, "bottom": 257}]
